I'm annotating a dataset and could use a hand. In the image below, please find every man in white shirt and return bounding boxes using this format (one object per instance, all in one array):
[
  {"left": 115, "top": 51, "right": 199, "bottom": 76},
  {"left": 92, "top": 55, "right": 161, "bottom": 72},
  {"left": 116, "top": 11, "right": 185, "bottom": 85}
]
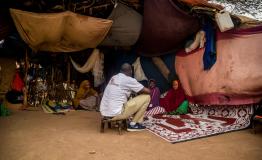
[{"left": 100, "top": 63, "right": 151, "bottom": 131}]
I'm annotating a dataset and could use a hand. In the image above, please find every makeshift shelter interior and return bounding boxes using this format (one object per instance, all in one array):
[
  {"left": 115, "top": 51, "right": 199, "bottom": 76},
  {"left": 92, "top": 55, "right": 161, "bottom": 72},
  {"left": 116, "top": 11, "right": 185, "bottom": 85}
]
[{"left": 0, "top": 0, "right": 262, "bottom": 145}]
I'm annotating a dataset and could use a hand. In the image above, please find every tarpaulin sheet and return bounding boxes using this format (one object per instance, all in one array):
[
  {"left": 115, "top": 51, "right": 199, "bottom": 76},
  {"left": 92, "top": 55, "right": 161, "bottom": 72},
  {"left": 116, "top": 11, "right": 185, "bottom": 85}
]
[{"left": 10, "top": 9, "right": 112, "bottom": 52}]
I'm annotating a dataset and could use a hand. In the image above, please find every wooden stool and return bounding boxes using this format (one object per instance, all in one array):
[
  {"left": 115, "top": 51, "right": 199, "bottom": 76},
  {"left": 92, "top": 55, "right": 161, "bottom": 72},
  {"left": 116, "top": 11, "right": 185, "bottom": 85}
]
[{"left": 100, "top": 116, "right": 127, "bottom": 135}]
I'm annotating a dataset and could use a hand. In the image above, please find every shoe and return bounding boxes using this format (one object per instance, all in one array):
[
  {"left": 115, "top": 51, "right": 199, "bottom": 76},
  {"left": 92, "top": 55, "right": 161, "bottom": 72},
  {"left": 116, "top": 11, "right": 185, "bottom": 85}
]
[{"left": 127, "top": 123, "right": 146, "bottom": 132}]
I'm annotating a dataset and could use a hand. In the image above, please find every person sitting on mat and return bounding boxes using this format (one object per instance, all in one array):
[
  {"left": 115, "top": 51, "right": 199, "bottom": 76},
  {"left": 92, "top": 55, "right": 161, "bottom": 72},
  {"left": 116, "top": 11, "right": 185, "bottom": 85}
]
[
  {"left": 144, "top": 79, "right": 166, "bottom": 116},
  {"left": 100, "top": 63, "right": 151, "bottom": 131},
  {"left": 73, "top": 80, "right": 99, "bottom": 110},
  {"left": 160, "top": 79, "right": 188, "bottom": 115},
  {"left": 147, "top": 79, "right": 160, "bottom": 111}
]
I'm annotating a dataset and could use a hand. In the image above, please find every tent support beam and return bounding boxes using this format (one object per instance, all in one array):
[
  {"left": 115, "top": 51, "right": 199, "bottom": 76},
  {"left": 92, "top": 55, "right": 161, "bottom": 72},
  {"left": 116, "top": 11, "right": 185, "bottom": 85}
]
[
  {"left": 152, "top": 57, "right": 170, "bottom": 81},
  {"left": 22, "top": 48, "right": 29, "bottom": 109}
]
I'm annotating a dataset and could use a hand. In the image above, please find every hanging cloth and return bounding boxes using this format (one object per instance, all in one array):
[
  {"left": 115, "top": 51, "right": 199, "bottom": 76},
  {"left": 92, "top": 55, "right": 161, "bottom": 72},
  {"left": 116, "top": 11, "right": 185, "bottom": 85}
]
[
  {"left": 70, "top": 49, "right": 100, "bottom": 73},
  {"left": 92, "top": 51, "right": 105, "bottom": 87},
  {"left": 203, "top": 20, "right": 216, "bottom": 70},
  {"left": 132, "top": 57, "right": 148, "bottom": 81},
  {"left": 10, "top": 9, "right": 112, "bottom": 52}
]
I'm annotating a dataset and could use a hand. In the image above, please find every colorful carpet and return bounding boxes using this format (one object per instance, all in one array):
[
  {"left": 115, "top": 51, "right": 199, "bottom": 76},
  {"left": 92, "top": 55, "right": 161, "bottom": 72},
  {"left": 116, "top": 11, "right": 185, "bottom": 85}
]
[{"left": 143, "top": 104, "right": 255, "bottom": 143}]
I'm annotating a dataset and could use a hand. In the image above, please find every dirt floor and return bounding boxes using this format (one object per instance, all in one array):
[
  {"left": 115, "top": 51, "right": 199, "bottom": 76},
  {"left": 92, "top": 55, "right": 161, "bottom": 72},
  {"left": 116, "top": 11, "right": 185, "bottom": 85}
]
[{"left": 0, "top": 104, "right": 262, "bottom": 160}]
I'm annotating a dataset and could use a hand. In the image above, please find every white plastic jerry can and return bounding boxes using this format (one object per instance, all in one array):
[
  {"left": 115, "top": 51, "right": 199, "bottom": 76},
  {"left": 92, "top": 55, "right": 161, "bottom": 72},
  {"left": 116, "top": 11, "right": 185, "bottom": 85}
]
[{"left": 215, "top": 11, "right": 234, "bottom": 32}]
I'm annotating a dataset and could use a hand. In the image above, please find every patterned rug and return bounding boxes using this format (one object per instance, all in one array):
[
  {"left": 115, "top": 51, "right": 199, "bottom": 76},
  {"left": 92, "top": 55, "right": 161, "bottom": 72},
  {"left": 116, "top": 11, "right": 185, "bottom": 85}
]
[{"left": 143, "top": 104, "right": 255, "bottom": 143}]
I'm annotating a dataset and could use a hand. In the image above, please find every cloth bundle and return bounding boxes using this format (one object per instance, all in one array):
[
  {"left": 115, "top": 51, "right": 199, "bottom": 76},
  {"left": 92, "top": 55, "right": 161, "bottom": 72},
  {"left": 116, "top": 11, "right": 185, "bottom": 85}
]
[
  {"left": 132, "top": 57, "right": 148, "bottom": 81},
  {"left": 93, "top": 51, "right": 105, "bottom": 87}
]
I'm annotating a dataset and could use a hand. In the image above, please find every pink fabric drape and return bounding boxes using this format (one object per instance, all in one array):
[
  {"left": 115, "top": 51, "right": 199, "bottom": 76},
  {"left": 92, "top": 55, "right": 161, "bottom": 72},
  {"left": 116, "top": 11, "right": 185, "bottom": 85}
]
[{"left": 175, "top": 26, "right": 262, "bottom": 105}]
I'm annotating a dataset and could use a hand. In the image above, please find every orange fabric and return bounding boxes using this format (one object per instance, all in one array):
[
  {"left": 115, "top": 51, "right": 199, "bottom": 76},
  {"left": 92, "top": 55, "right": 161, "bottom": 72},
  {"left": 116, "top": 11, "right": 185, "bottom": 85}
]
[{"left": 10, "top": 9, "right": 112, "bottom": 52}]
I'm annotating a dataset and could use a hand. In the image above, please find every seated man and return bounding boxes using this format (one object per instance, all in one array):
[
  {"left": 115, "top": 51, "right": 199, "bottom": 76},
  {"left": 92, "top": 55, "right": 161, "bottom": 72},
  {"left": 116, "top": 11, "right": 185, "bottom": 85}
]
[{"left": 100, "top": 63, "right": 150, "bottom": 131}]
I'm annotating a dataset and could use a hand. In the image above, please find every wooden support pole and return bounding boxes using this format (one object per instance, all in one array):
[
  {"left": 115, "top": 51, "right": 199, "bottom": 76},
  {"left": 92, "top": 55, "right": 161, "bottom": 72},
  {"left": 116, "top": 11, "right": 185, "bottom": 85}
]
[
  {"left": 152, "top": 57, "right": 170, "bottom": 81},
  {"left": 67, "top": 55, "right": 71, "bottom": 84},
  {"left": 22, "top": 48, "right": 29, "bottom": 109}
]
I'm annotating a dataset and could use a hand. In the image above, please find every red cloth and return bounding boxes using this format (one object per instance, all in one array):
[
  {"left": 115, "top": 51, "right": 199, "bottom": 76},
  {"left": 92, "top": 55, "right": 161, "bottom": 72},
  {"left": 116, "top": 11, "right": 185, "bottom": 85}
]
[
  {"left": 255, "top": 115, "right": 262, "bottom": 119},
  {"left": 160, "top": 82, "right": 186, "bottom": 112},
  {"left": 11, "top": 71, "right": 24, "bottom": 92}
]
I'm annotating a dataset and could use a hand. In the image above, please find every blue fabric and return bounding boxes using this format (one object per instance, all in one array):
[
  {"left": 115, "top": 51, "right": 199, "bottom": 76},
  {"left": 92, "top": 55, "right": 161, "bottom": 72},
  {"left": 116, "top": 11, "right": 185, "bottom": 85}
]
[{"left": 203, "top": 21, "right": 216, "bottom": 70}]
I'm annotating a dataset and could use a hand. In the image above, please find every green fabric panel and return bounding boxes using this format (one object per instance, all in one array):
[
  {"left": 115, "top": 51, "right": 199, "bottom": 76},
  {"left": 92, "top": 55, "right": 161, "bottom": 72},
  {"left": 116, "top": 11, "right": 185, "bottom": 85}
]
[
  {"left": 168, "top": 100, "right": 188, "bottom": 115},
  {"left": 175, "top": 100, "right": 189, "bottom": 114}
]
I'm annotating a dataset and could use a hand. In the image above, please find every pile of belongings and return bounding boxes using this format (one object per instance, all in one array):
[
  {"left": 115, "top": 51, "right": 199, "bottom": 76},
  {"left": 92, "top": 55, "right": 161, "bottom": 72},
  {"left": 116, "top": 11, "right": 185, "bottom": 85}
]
[{"left": 41, "top": 100, "right": 74, "bottom": 114}]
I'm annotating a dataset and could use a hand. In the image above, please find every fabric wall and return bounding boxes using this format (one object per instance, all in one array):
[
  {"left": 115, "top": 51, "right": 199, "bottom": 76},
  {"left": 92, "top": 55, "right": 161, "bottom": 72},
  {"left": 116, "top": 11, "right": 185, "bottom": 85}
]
[{"left": 175, "top": 26, "right": 262, "bottom": 105}]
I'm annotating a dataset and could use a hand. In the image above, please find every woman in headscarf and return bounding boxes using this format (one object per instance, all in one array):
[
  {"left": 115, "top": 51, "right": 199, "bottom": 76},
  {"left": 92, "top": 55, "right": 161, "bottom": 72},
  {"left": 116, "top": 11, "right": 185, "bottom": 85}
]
[
  {"left": 73, "top": 80, "right": 99, "bottom": 110},
  {"left": 144, "top": 79, "right": 166, "bottom": 116},
  {"left": 147, "top": 79, "right": 160, "bottom": 110},
  {"left": 160, "top": 79, "right": 188, "bottom": 114}
]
